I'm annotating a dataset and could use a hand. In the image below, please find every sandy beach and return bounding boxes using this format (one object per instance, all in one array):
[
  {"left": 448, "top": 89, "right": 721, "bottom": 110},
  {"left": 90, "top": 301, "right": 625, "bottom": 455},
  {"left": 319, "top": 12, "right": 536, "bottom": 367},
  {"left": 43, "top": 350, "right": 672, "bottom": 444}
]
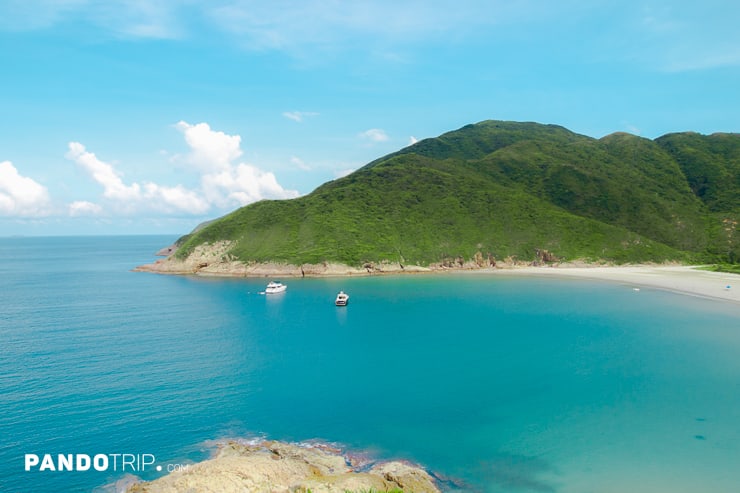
[
  {"left": 136, "top": 243, "right": 738, "bottom": 305},
  {"left": 135, "top": 241, "right": 739, "bottom": 303},
  {"left": 492, "top": 265, "right": 739, "bottom": 305}
]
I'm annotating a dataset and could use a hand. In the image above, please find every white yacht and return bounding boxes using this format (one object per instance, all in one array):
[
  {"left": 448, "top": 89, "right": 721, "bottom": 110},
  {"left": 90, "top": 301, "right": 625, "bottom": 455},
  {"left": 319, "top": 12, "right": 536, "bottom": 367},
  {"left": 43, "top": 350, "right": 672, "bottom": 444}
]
[
  {"left": 265, "top": 281, "right": 287, "bottom": 294},
  {"left": 335, "top": 291, "right": 349, "bottom": 306}
]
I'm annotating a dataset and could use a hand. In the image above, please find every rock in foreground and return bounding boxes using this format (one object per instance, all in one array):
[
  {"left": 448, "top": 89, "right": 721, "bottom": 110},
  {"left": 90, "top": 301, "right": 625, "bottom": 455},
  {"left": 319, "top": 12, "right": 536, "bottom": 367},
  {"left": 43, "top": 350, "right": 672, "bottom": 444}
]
[{"left": 127, "top": 440, "right": 440, "bottom": 493}]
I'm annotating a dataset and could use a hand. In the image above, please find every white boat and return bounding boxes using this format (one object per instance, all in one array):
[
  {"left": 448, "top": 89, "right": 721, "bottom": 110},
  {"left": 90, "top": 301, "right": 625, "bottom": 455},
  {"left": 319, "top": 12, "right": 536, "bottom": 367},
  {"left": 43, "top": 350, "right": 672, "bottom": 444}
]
[
  {"left": 265, "top": 281, "right": 287, "bottom": 294},
  {"left": 335, "top": 291, "right": 349, "bottom": 306}
]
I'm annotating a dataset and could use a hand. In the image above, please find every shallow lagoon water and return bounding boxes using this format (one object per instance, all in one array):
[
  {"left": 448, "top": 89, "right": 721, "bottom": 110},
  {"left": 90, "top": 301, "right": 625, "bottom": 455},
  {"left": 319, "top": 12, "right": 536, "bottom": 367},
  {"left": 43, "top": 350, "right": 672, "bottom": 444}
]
[{"left": 1, "top": 236, "right": 739, "bottom": 492}]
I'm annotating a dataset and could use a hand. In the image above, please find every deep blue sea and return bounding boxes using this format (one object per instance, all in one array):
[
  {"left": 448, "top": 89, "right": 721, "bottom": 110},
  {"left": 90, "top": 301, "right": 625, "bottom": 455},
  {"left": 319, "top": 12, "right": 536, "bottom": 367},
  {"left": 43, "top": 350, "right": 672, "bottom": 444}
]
[{"left": 1, "top": 236, "right": 740, "bottom": 493}]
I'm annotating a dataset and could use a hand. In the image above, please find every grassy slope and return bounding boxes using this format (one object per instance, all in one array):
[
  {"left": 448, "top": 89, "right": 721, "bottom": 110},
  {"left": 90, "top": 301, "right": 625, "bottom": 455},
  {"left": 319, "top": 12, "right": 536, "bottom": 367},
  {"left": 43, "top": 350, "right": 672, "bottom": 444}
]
[
  {"left": 177, "top": 120, "right": 740, "bottom": 267},
  {"left": 374, "top": 122, "right": 709, "bottom": 252},
  {"left": 656, "top": 132, "right": 740, "bottom": 261}
]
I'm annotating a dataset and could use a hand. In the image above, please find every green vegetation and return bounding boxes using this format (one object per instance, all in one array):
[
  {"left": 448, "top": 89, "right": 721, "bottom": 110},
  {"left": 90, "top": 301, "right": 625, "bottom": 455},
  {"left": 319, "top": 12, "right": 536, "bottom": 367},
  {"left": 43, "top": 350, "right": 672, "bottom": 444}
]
[
  {"left": 698, "top": 264, "right": 740, "bottom": 275},
  {"left": 655, "top": 132, "right": 740, "bottom": 262},
  {"left": 176, "top": 120, "right": 740, "bottom": 267}
]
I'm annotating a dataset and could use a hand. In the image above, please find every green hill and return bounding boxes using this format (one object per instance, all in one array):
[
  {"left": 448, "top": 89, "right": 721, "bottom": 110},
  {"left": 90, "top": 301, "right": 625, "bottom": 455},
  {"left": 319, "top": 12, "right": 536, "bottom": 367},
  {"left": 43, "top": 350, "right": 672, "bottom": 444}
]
[
  {"left": 175, "top": 120, "right": 740, "bottom": 267},
  {"left": 655, "top": 131, "right": 740, "bottom": 262}
]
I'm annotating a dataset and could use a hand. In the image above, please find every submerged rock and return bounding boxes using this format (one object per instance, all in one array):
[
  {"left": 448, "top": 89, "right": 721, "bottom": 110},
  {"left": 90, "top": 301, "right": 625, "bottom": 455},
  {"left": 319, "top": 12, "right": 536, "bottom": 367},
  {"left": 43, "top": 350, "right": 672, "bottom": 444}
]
[{"left": 127, "top": 440, "right": 440, "bottom": 493}]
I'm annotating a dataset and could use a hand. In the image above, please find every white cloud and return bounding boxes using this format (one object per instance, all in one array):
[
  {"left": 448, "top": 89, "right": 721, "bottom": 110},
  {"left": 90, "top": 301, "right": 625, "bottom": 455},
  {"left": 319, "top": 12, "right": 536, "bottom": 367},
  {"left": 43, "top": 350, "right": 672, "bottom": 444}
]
[
  {"left": 626, "top": 4, "right": 740, "bottom": 72},
  {"left": 201, "top": 164, "right": 299, "bottom": 208},
  {"left": 408, "top": 136, "right": 419, "bottom": 146},
  {"left": 174, "top": 121, "right": 242, "bottom": 172},
  {"left": 282, "top": 111, "right": 319, "bottom": 123},
  {"left": 359, "top": 128, "right": 389, "bottom": 142},
  {"left": 1, "top": 1, "right": 508, "bottom": 46},
  {"left": 204, "top": 1, "right": 507, "bottom": 55},
  {"left": 202, "top": 2, "right": 740, "bottom": 74},
  {"left": 0, "top": 0, "right": 184, "bottom": 39},
  {"left": 68, "top": 200, "right": 102, "bottom": 216},
  {"left": 0, "top": 161, "right": 52, "bottom": 217},
  {"left": 0, "top": 0, "right": 86, "bottom": 31},
  {"left": 290, "top": 156, "right": 311, "bottom": 171},
  {"left": 6, "top": 2, "right": 739, "bottom": 73},
  {"left": 142, "top": 182, "right": 210, "bottom": 214},
  {"left": 66, "top": 142, "right": 141, "bottom": 201},
  {"left": 177, "top": 120, "right": 299, "bottom": 207},
  {"left": 98, "top": 1, "right": 183, "bottom": 39},
  {"left": 66, "top": 121, "right": 298, "bottom": 218},
  {"left": 66, "top": 142, "right": 210, "bottom": 215}
]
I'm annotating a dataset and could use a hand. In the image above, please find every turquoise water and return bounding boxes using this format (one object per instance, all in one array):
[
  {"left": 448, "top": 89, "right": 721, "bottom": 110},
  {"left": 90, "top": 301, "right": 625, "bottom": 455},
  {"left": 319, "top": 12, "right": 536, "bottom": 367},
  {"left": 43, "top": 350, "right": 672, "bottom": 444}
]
[{"left": 1, "top": 236, "right": 739, "bottom": 493}]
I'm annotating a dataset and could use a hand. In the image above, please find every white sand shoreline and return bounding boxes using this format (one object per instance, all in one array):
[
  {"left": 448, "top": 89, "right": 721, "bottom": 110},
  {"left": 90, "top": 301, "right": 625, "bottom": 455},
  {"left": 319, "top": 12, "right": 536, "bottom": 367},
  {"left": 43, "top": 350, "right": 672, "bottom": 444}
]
[
  {"left": 488, "top": 265, "right": 739, "bottom": 305},
  {"left": 138, "top": 258, "right": 739, "bottom": 306},
  {"left": 135, "top": 242, "right": 738, "bottom": 304}
]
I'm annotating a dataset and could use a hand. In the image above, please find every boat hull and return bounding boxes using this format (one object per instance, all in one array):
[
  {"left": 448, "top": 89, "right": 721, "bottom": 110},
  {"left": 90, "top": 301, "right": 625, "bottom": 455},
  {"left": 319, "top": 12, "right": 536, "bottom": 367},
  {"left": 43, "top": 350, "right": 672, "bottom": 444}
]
[{"left": 265, "top": 282, "right": 287, "bottom": 294}]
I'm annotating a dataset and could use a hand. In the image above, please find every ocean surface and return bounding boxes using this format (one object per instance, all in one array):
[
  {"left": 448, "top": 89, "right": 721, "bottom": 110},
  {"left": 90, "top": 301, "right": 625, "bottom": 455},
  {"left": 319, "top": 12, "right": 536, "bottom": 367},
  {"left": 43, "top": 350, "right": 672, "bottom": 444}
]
[{"left": 1, "top": 235, "right": 740, "bottom": 493}]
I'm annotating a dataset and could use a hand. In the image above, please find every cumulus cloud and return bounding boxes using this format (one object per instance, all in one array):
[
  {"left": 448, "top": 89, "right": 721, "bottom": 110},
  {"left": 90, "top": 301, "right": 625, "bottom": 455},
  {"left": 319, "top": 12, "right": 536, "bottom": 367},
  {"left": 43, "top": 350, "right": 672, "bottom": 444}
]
[
  {"left": 3, "top": 120, "right": 300, "bottom": 223},
  {"left": 174, "top": 121, "right": 242, "bottom": 172},
  {"left": 66, "top": 142, "right": 210, "bottom": 215},
  {"left": 62, "top": 121, "right": 297, "bottom": 219},
  {"left": 68, "top": 200, "right": 103, "bottom": 217},
  {"left": 201, "top": 164, "right": 298, "bottom": 207},
  {"left": 0, "top": 161, "right": 52, "bottom": 217},
  {"left": 408, "top": 136, "right": 419, "bottom": 145},
  {"left": 66, "top": 142, "right": 141, "bottom": 201},
  {"left": 359, "top": 128, "right": 389, "bottom": 142},
  {"left": 282, "top": 111, "right": 319, "bottom": 123},
  {"left": 142, "top": 182, "right": 210, "bottom": 214},
  {"left": 176, "top": 120, "right": 299, "bottom": 207}
]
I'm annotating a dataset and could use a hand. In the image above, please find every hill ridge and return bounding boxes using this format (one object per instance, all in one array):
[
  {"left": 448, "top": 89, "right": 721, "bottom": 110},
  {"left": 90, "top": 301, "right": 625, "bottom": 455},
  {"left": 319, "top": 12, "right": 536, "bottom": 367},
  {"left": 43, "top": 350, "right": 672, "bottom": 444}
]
[{"left": 169, "top": 120, "right": 739, "bottom": 269}]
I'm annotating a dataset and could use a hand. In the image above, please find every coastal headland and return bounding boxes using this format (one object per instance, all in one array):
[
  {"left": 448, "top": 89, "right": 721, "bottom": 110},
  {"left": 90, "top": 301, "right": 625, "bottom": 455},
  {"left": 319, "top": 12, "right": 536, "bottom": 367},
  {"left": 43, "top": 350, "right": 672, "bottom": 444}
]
[
  {"left": 135, "top": 120, "right": 740, "bottom": 305},
  {"left": 134, "top": 241, "right": 739, "bottom": 304},
  {"left": 126, "top": 440, "right": 440, "bottom": 493}
]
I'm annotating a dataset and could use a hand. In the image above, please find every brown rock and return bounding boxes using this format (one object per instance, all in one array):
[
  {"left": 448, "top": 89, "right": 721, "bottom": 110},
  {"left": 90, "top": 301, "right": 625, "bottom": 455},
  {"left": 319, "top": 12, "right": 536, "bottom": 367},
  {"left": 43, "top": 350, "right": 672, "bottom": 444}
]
[{"left": 127, "top": 440, "right": 440, "bottom": 493}]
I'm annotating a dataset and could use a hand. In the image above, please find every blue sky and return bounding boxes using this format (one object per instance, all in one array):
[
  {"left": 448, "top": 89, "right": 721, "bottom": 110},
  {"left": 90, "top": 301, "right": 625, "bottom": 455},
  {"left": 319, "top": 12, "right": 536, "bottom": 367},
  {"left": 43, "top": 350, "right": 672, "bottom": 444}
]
[{"left": 1, "top": 0, "right": 739, "bottom": 236}]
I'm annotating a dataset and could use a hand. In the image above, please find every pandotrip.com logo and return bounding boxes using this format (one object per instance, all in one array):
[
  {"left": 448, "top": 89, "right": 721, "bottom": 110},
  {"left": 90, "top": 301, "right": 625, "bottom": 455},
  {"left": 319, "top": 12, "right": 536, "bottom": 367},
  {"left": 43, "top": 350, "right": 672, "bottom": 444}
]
[{"left": 25, "top": 453, "right": 162, "bottom": 473}]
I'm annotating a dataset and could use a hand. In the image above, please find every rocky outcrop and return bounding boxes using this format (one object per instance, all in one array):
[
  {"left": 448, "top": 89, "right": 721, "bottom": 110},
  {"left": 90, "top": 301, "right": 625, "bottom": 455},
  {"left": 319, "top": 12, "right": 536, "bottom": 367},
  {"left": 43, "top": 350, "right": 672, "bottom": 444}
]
[
  {"left": 533, "top": 248, "right": 559, "bottom": 265},
  {"left": 155, "top": 245, "right": 177, "bottom": 257},
  {"left": 135, "top": 241, "right": 370, "bottom": 277},
  {"left": 126, "top": 440, "right": 440, "bottom": 493},
  {"left": 135, "top": 240, "right": 590, "bottom": 277},
  {"left": 134, "top": 241, "right": 239, "bottom": 275},
  {"left": 133, "top": 241, "right": 436, "bottom": 277}
]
